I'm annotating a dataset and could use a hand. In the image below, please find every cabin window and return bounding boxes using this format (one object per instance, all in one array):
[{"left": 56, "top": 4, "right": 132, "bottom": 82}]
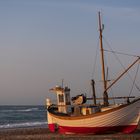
[{"left": 58, "top": 94, "right": 64, "bottom": 102}]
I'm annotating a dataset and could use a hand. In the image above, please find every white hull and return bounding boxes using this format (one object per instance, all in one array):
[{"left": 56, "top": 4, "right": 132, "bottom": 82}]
[{"left": 47, "top": 99, "right": 140, "bottom": 134}]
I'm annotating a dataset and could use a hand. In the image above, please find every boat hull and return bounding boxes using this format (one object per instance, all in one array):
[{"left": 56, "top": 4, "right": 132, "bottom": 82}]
[
  {"left": 58, "top": 125, "right": 138, "bottom": 134},
  {"left": 47, "top": 99, "right": 140, "bottom": 134}
]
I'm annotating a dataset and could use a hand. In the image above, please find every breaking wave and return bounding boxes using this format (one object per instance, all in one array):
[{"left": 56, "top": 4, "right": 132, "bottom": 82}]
[
  {"left": 0, "top": 121, "right": 47, "bottom": 129},
  {"left": 17, "top": 108, "right": 39, "bottom": 112},
  {"left": 0, "top": 107, "right": 42, "bottom": 113}
]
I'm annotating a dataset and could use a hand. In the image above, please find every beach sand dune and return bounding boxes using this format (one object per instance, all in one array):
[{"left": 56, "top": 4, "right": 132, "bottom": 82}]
[{"left": 0, "top": 125, "right": 140, "bottom": 140}]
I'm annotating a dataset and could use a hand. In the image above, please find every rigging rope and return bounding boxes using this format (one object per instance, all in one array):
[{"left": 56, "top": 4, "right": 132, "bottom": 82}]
[
  {"left": 92, "top": 41, "right": 99, "bottom": 78},
  {"left": 104, "top": 49, "right": 139, "bottom": 58},
  {"left": 129, "top": 63, "right": 140, "bottom": 96},
  {"left": 102, "top": 36, "right": 140, "bottom": 93}
]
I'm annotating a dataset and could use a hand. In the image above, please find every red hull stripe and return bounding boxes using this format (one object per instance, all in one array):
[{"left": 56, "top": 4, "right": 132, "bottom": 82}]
[
  {"left": 48, "top": 124, "right": 56, "bottom": 132},
  {"left": 58, "top": 125, "right": 138, "bottom": 134}
]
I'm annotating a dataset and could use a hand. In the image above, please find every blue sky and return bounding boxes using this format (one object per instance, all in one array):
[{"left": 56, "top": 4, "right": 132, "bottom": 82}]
[{"left": 0, "top": 0, "right": 140, "bottom": 105}]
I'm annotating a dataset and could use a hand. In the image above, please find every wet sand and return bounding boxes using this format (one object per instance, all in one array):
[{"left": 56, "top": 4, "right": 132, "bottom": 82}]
[{"left": 0, "top": 127, "right": 140, "bottom": 140}]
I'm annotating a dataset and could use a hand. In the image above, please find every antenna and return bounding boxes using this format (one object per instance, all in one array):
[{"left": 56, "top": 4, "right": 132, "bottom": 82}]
[{"left": 61, "top": 79, "right": 64, "bottom": 88}]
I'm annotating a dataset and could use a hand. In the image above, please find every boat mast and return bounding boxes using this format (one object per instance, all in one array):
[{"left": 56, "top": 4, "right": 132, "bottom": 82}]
[
  {"left": 91, "top": 79, "right": 96, "bottom": 105},
  {"left": 98, "top": 12, "right": 109, "bottom": 106}
]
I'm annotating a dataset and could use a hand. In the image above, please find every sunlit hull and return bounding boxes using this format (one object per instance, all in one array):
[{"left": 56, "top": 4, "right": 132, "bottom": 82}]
[{"left": 47, "top": 99, "right": 140, "bottom": 134}]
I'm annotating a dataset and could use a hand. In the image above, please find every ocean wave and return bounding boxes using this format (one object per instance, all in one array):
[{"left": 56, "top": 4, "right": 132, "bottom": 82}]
[
  {"left": 17, "top": 108, "right": 39, "bottom": 112},
  {"left": 0, "top": 110, "right": 15, "bottom": 113},
  {"left": 0, "top": 121, "right": 47, "bottom": 129},
  {"left": 0, "top": 107, "right": 42, "bottom": 113}
]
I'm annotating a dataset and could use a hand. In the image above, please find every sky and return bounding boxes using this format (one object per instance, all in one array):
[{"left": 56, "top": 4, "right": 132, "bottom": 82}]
[{"left": 0, "top": 0, "right": 140, "bottom": 105}]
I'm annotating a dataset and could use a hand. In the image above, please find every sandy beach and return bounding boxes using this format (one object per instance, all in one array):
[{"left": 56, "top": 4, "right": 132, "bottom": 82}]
[{"left": 0, "top": 126, "right": 140, "bottom": 140}]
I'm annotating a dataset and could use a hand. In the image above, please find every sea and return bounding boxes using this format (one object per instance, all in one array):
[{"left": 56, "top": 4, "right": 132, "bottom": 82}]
[{"left": 0, "top": 105, "right": 47, "bottom": 129}]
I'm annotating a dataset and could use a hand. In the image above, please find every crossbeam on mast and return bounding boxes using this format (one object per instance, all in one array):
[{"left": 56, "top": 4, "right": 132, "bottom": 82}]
[{"left": 104, "top": 57, "right": 140, "bottom": 93}]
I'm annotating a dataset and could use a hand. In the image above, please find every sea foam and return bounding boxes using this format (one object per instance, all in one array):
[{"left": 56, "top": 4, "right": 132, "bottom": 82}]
[{"left": 0, "top": 121, "right": 47, "bottom": 129}]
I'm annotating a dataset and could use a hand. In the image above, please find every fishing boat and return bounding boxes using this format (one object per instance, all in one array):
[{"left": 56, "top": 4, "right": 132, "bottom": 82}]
[{"left": 46, "top": 12, "right": 140, "bottom": 134}]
